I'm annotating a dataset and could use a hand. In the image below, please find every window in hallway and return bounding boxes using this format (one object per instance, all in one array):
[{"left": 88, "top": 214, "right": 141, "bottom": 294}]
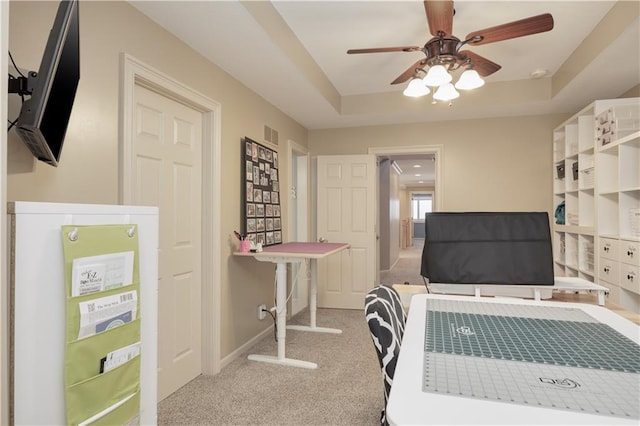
[{"left": 412, "top": 193, "right": 433, "bottom": 220}]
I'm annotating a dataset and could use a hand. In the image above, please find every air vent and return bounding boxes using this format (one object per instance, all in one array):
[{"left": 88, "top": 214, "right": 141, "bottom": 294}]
[{"left": 264, "top": 125, "right": 279, "bottom": 145}]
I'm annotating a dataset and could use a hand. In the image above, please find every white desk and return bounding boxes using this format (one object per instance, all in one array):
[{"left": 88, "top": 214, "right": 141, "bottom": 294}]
[
  {"left": 236, "top": 242, "right": 349, "bottom": 369},
  {"left": 428, "top": 276, "right": 610, "bottom": 305},
  {"left": 387, "top": 294, "right": 640, "bottom": 425}
]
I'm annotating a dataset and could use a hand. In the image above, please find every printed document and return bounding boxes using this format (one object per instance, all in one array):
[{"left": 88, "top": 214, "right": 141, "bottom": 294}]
[
  {"left": 101, "top": 341, "right": 141, "bottom": 373},
  {"left": 71, "top": 251, "right": 135, "bottom": 297},
  {"left": 77, "top": 291, "right": 137, "bottom": 339}
]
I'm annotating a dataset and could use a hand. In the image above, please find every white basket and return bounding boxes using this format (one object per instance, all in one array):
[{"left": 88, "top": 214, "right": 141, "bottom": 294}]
[
  {"left": 629, "top": 208, "right": 640, "bottom": 237},
  {"left": 580, "top": 167, "right": 595, "bottom": 188}
]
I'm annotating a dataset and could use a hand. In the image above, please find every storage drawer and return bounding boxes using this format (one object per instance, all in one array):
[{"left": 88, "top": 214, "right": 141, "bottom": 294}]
[
  {"left": 598, "top": 257, "right": 619, "bottom": 283},
  {"left": 599, "top": 238, "right": 618, "bottom": 260},
  {"left": 620, "top": 240, "right": 640, "bottom": 266},
  {"left": 620, "top": 263, "right": 639, "bottom": 295}
]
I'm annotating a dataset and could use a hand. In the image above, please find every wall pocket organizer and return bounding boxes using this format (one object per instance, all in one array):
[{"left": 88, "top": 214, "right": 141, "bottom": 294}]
[{"left": 61, "top": 224, "right": 141, "bottom": 426}]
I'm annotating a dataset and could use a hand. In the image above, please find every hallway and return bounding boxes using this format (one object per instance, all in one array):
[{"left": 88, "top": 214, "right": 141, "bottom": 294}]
[{"left": 379, "top": 238, "right": 425, "bottom": 286}]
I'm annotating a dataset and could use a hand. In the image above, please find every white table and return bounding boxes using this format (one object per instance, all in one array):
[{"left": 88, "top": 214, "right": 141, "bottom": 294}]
[
  {"left": 428, "top": 276, "right": 610, "bottom": 305},
  {"left": 236, "top": 242, "right": 349, "bottom": 369},
  {"left": 387, "top": 294, "right": 640, "bottom": 425}
]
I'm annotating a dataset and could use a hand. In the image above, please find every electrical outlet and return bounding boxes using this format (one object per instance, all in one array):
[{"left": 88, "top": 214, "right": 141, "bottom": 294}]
[{"left": 258, "top": 304, "right": 267, "bottom": 320}]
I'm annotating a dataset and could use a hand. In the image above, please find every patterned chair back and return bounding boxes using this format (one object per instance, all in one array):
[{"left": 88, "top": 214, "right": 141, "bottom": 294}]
[{"left": 365, "top": 285, "right": 407, "bottom": 425}]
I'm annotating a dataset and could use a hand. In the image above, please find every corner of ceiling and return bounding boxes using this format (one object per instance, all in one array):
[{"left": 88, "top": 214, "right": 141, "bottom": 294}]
[{"left": 552, "top": 1, "right": 639, "bottom": 98}]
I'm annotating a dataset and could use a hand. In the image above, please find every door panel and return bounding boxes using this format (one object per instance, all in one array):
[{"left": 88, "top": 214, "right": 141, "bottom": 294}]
[
  {"left": 317, "top": 155, "right": 377, "bottom": 309},
  {"left": 133, "top": 84, "right": 202, "bottom": 400}
]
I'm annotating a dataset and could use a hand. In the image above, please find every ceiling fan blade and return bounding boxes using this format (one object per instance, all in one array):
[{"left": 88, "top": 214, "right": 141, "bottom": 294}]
[
  {"left": 424, "top": 0, "right": 454, "bottom": 36},
  {"left": 459, "top": 50, "right": 501, "bottom": 77},
  {"left": 466, "top": 13, "right": 554, "bottom": 46},
  {"left": 347, "top": 46, "right": 421, "bottom": 54},
  {"left": 391, "top": 59, "right": 428, "bottom": 85}
]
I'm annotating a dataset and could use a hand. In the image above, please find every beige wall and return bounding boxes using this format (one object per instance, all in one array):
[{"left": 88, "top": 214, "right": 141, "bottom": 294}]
[
  {"left": 7, "top": 1, "right": 308, "bottom": 360},
  {"left": 310, "top": 114, "right": 568, "bottom": 214},
  {"left": 621, "top": 84, "right": 640, "bottom": 98}
]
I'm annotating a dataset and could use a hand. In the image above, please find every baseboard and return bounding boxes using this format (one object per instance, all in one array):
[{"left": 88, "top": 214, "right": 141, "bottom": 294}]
[
  {"left": 219, "top": 325, "right": 274, "bottom": 369},
  {"left": 380, "top": 258, "right": 400, "bottom": 274}
]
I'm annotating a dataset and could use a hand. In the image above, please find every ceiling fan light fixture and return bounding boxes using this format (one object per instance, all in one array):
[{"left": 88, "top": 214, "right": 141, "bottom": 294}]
[
  {"left": 433, "top": 83, "right": 460, "bottom": 101},
  {"left": 403, "top": 77, "right": 430, "bottom": 97},
  {"left": 423, "top": 64, "right": 452, "bottom": 87},
  {"left": 455, "top": 69, "right": 485, "bottom": 90}
]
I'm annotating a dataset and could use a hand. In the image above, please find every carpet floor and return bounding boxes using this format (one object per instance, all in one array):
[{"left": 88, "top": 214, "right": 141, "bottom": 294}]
[
  {"left": 157, "top": 308, "right": 383, "bottom": 425},
  {"left": 379, "top": 239, "right": 424, "bottom": 286}
]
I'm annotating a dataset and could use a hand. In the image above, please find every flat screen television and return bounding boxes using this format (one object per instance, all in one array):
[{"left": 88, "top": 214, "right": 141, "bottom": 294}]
[{"left": 13, "top": 0, "right": 80, "bottom": 167}]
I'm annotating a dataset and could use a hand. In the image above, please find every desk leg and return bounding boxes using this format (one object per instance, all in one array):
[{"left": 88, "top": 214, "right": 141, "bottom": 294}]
[
  {"left": 534, "top": 289, "right": 541, "bottom": 301},
  {"left": 287, "top": 258, "right": 342, "bottom": 334},
  {"left": 248, "top": 261, "right": 317, "bottom": 369}
]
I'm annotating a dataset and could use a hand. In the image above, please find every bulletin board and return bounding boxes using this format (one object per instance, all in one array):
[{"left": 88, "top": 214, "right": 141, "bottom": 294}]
[{"left": 241, "top": 136, "right": 282, "bottom": 246}]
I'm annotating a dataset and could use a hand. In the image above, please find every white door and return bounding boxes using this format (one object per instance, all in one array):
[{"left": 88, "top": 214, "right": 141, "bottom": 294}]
[
  {"left": 316, "top": 155, "right": 377, "bottom": 309},
  {"left": 133, "top": 84, "right": 202, "bottom": 400},
  {"left": 290, "top": 149, "right": 309, "bottom": 316}
]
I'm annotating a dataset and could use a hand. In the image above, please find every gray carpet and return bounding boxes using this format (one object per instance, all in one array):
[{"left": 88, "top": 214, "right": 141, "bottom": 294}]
[
  {"left": 158, "top": 308, "right": 382, "bottom": 425},
  {"left": 379, "top": 239, "right": 425, "bottom": 286}
]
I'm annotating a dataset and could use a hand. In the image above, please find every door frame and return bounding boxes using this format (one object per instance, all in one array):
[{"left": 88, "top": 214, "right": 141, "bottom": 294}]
[
  {"left": 368, "top": 145, "right": 444, "bottom": 211},
  {"left": 286, "top": 139, "right": 310, "bottom": 316},
  {"left": 368, "top": 145, "right": 443, "bottom": 279},
  {"left": 119, "top": 53, "right": 222, "bottom": 376}
]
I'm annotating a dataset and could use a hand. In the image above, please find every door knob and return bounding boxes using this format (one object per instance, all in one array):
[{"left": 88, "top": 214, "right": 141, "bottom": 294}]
[{"left": 318, "top": 237, "right": 327, "bottom": 243}]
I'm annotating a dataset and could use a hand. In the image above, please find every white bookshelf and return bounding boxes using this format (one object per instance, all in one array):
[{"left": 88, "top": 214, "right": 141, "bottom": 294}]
[{"left": 553, "top": 98, "right": 640, "bottom": 313}]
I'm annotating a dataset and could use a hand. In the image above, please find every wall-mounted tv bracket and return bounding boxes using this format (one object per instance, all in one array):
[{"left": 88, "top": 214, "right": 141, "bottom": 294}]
[{"left": 8, "top": 71, "right": 37, "bottom": 96}]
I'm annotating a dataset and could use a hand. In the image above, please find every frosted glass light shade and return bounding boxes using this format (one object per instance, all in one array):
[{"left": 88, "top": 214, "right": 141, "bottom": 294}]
[
  {"left": 433, "top": 83, "right": 460, "bottom": 101},
  {"left": 423, "top": 65, "right": 452, "bottom": 86},
  {"left": 455, "top": 69, "right": 485, "bottom": 90},
  {"left": 403, "top": 78, "right": 430, "bottom": 97}
]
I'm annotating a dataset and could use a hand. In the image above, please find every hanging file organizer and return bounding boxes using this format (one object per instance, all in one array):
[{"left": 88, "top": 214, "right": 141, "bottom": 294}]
[{"left": 61, "top": 224, "right": 142, "bottom": 426}]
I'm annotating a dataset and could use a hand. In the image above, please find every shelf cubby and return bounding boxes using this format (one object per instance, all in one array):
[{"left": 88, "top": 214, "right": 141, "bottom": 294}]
[
  {"left": 555, "top": 98, "right": 639, "bottom": 313},
  {"left": 578, "top": 189, "right": 594, "bottom": 227},
  {"left": 619, "top": 190, "right": 640, "bottom": 240},
  {"left": 619, "top": 134, "right": 640, "bottom": 191},
  {"left": 597, "top": 144, "right": 619, "bottom": 193}
]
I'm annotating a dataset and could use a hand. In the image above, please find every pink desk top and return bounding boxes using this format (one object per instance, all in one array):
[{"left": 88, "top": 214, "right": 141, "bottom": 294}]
[
  {"left": 263, "top": 242, "right": 347, "bottom": 254},
  {"left": 235, "top": 242, "right": 349, "bottom": 259}
]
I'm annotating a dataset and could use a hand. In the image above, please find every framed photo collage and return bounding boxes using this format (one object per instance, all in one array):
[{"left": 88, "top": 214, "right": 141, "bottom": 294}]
[{"left": 241, "top": 137, "right": 282, "bottom": 247}]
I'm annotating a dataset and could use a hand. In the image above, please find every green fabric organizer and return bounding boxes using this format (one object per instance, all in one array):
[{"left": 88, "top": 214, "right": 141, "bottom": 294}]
[{"left": 61, "top": 225, "right": 141, "bottom": 426}]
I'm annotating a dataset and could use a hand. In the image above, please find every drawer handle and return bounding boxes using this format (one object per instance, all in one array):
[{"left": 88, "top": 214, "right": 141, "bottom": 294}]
[
  {"left": 628, "top": 250, "right": 634, "bottom": 258},
  {"left": 604, "top": 266, "right": 610, "bottom": 273},
  {"left": 628, "top": 274, "right": 634, "bottom": 282},
  {"left": 604, "top": 246, "right": 610, "bottom": 252}
]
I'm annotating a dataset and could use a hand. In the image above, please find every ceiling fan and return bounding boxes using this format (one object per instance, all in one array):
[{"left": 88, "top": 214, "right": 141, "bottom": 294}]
[{"left": 347, "top": 1, "right": 554, "bottom": 98}]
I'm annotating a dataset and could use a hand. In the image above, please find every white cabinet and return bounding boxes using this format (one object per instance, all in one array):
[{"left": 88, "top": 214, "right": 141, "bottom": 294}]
[
  {"left": 552, "top": 97, "right": 640, "bottom": 313},
  {"left": 9, "top": 202, "right": 159, "bottom": 425}
]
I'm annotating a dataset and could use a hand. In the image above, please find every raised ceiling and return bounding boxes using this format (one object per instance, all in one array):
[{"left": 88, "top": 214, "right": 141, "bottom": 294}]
[{"left": 129, "top": 1, "right": 640, "bottom": 131}]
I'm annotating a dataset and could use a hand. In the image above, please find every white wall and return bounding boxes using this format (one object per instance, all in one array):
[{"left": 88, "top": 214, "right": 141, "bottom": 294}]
[
  {"left": 379, "top": 160, "right": 390, "bottom": 270},
  {"left": 1, "top": 2, "right": 9, "bottom": 423},
  {"left": 389, "top": 164, "right": 400, "bottom": 263}
]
